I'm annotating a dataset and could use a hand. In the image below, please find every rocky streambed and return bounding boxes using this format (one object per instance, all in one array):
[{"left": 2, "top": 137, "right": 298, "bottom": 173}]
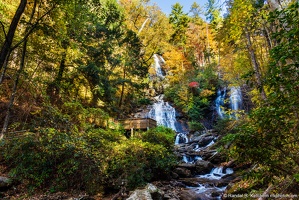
[
  {"left": 0, "top": 130, "right": 238, "bottom": 200},
  {"left": 127, "top": 130, "right": 238, "bottom": 200}
]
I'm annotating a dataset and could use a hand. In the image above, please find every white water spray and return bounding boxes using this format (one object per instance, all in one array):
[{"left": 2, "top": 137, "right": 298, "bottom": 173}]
[
  {"left": 230, "top": 86, "right": 242, "bottom": 111},
  {"left": 215, "top": 88, "right": 226, "bottom": 119},
  {"left": 153, "top": 54, "right": 165, "bottom": 78},
  {"left": 148, "top": 95, "right": 177, "bottom": 129}
]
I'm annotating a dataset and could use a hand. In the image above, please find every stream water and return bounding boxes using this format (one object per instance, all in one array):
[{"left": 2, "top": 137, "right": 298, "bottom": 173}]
[{"left": 147, "top": 95, "right": 234, "bottom": 199}]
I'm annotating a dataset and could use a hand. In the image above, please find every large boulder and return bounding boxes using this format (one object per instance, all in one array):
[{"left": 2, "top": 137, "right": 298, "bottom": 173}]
[
  {"left": 173, "top": 167, "right": 192, "bottom": 178},
  {"left": 0, "top": 176, "right": 12, "bottom": 189},
  {"left": 179, "top": 188, "right": 213, "bottom": 200},
  {"left": 195, "top": 160, "right": 214, "bottom": 174},
  {"left": 197, "top": 135, "right": 215, "bottom": 147},
  {"left": 127, "top": 183, "right": 163, "bottom": 200},
  {"left": 199, "top": 150, "right": 217, "bottom": 160},
  {"left": 179, "top": 189, "right": 200, "bottom": 200},
  {"left": 177, "top": 163, "right": 196, "bottom": 170},
  {"left": 179, "top": 178, "right": 201, "bottom": 187},
  {"left": 180, "top": 187, "right": 224, "bottom": 200},
  {"left": 208, "top": 152, "right": 227, "bottom": 164}
]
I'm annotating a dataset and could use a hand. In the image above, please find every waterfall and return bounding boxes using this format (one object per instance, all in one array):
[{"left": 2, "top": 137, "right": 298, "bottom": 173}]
[
  {"left": 145, "top": 55, "right": 234, "bottom": 200},
  {"left": 153, "top": 54, "right": 165, "bottom": 78},
  {"left": 147, "top": 95, "right": 189, "bottom": 145},
  {"left": 182, "top": 155, "right": 202, "bottom": 163},
  {"left": 147, "top": 95, "right": 177, "bottom": 130},
  {"left": 230, "top": 86, "right": 242, "bottom": 111},
  {"left": 148, "top": 55, "right": 188, "bottom": 144},
  {"left": 215, "top": 86, "right": 243, "bottom": 119},
  {"left": 198, "top": 167, "right": 234, "bottom": 180},
  {"left": 215, "top": 88, "right": 226, "bottom": 119},
  {"left": 174, "top": 133, "right": 188, "bottom": 145}
]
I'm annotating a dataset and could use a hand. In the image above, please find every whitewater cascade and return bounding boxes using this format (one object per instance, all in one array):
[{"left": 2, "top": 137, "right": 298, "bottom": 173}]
[
  {"left": 153, "top": 54, "right": 165, "bottom": 78},
  {"left": 215, "top": 86, "right": 242, "bottom": 119},
  {"left": 147, "top": 95, "right": 177, "bottom": 131},
  {"left": 230, "top": 86, "right": 242, "bottom": 118},
  {"left": 215, "top": 88, "right": 226, "bottom": 119},
  {"left": 138, "top": 18, "right": 151, "bottom": 35},
  {"left": 148, "top": 54, "right": 187, "bottom": 144},
  {"left": 147, "top": 95, "right": 188, "bottom": 144}
]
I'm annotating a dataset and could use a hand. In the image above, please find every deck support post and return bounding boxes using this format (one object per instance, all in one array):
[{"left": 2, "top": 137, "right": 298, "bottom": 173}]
[{"left": 131, "top": 128, "right": 134, "bottom": 137}]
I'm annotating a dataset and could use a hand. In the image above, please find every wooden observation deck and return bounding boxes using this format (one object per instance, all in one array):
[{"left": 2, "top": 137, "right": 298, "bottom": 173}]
[{"left": 119, "top": 118, "right": 157, "bottom": 130}]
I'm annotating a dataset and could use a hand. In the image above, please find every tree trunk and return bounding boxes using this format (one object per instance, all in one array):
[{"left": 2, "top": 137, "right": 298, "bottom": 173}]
[
  {"left": 1, "top": 0, "right": 36, "bottom": 140},
  {"left": 258, "top": 184, "right": 273, "bottom": 200},
  {"left": 1, "top": 39, "right": 27, "bottom": 138},
  {"left": 118, "top": 67, "right": 126, "bottom": 109},
  {"left": 56, "top": 51, "right": 67, "bottom": 86},
  {"left": 263, "top": 26, "right": 273, "bottom": 52},
  {"left": 0, "top": 51, "right": 11, "bottom": 84},
  {"left": 245, "top": 28, "right": 267, "bottom": 101},
  {"left": 56, "top": 39, "right": 69, "bottom": 85},
  {"left": 0, "top": 0, "right": 27, "bottom": 71},
  {"left": 46, "top": 37, "right": 69, "bottom": 104}
]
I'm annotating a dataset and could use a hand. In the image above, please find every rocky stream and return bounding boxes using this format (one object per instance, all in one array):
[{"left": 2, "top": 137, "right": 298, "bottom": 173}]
[
  {"left": 126, "top": 95, "right": 238, "bottom": 200},
  {"left": 126, "top": 55, "right": 242, "bottom": 200}
]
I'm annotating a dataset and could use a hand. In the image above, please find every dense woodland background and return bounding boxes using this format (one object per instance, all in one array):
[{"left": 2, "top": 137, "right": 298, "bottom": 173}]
[{"left": 0, "top": 0, "right": 298, "bottom": 198}]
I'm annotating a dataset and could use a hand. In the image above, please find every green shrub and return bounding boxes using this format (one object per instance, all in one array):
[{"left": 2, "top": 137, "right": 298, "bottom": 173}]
[
  {"left": 1, "top": 128, "right": 112, "bottom": 194},
  {"left": 187, "top": 96, "right": 210, "bottom": 121},
  {"left": 0, "top": 125, "right": 176, "bottom": 194},
  {"left": 188, "top": 121, "right": 204, "bottom": 131},
  {"left": 141, "top": 126, "right": 176, "bottom": 150},
  {"left": 107, "top": 139, "right": 176, "bottom": 189},
  {"left": 138, "top": 98, "right": 151, "bottom": 105},
  {"left": 214, "top": 118, "right": 235, "bottom": 135},
  {"left": 106, "top": 126, "right": 177, "bottom": 189},
  {"left": 0, "top": 102, "right": 177, "bottom": 194}
]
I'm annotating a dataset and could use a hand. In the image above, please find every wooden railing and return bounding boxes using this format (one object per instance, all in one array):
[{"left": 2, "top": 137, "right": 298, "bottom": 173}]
[{"left": 118, "top": 118, "right": 157, "bottom": 130}]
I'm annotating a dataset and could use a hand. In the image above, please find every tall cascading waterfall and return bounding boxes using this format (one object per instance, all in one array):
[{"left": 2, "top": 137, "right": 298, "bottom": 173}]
[
  {"left": 148, "top": 95, "right": 176, "bottom": 130},
  {"left": 230, "top": 86, "right": 242, "bottom": 118},
  {"left": 215, "top": 86, "right": 243, "bottom": 119},
  {"left": 138, "top": 18, "right": 151, "bottom": 35},
  {"left": 148, "top": 54, "right": 188, "bottom": 144},
  {"left": 147, "top": 95, "right": 189, "bottom": 144}
]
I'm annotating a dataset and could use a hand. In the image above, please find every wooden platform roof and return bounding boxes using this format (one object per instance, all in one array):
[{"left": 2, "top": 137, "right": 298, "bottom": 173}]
[{"left": 118, "top": 118, "right": 157, "bottom": 130}]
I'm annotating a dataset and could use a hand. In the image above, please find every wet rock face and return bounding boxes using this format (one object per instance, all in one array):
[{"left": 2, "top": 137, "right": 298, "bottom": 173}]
[
  {"left": 190, "top": 134, "right": 215, "bottom": 147},
  {"left": 127, "top": 183, "right": 163, "bottom": 200},
  {"left": 179, "top": 188, "right": 223, "bottom": 200},
  {"left": 179, "top": 189, "right": 202, "bottom": 200},
  {"left": 173, "top": 167, "right": 192, "bottom": 178},
  {"left": 195, "top": 160, "right": 214, "bottom": 175}
]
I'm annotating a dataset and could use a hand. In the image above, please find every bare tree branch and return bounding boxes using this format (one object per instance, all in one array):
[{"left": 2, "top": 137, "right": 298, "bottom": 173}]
[
  {"left": 0, "top": 21, "right": 7, "bottom": 38},
  {"left": 10, "top": 3, "right": 57, "bottom": 51}
]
